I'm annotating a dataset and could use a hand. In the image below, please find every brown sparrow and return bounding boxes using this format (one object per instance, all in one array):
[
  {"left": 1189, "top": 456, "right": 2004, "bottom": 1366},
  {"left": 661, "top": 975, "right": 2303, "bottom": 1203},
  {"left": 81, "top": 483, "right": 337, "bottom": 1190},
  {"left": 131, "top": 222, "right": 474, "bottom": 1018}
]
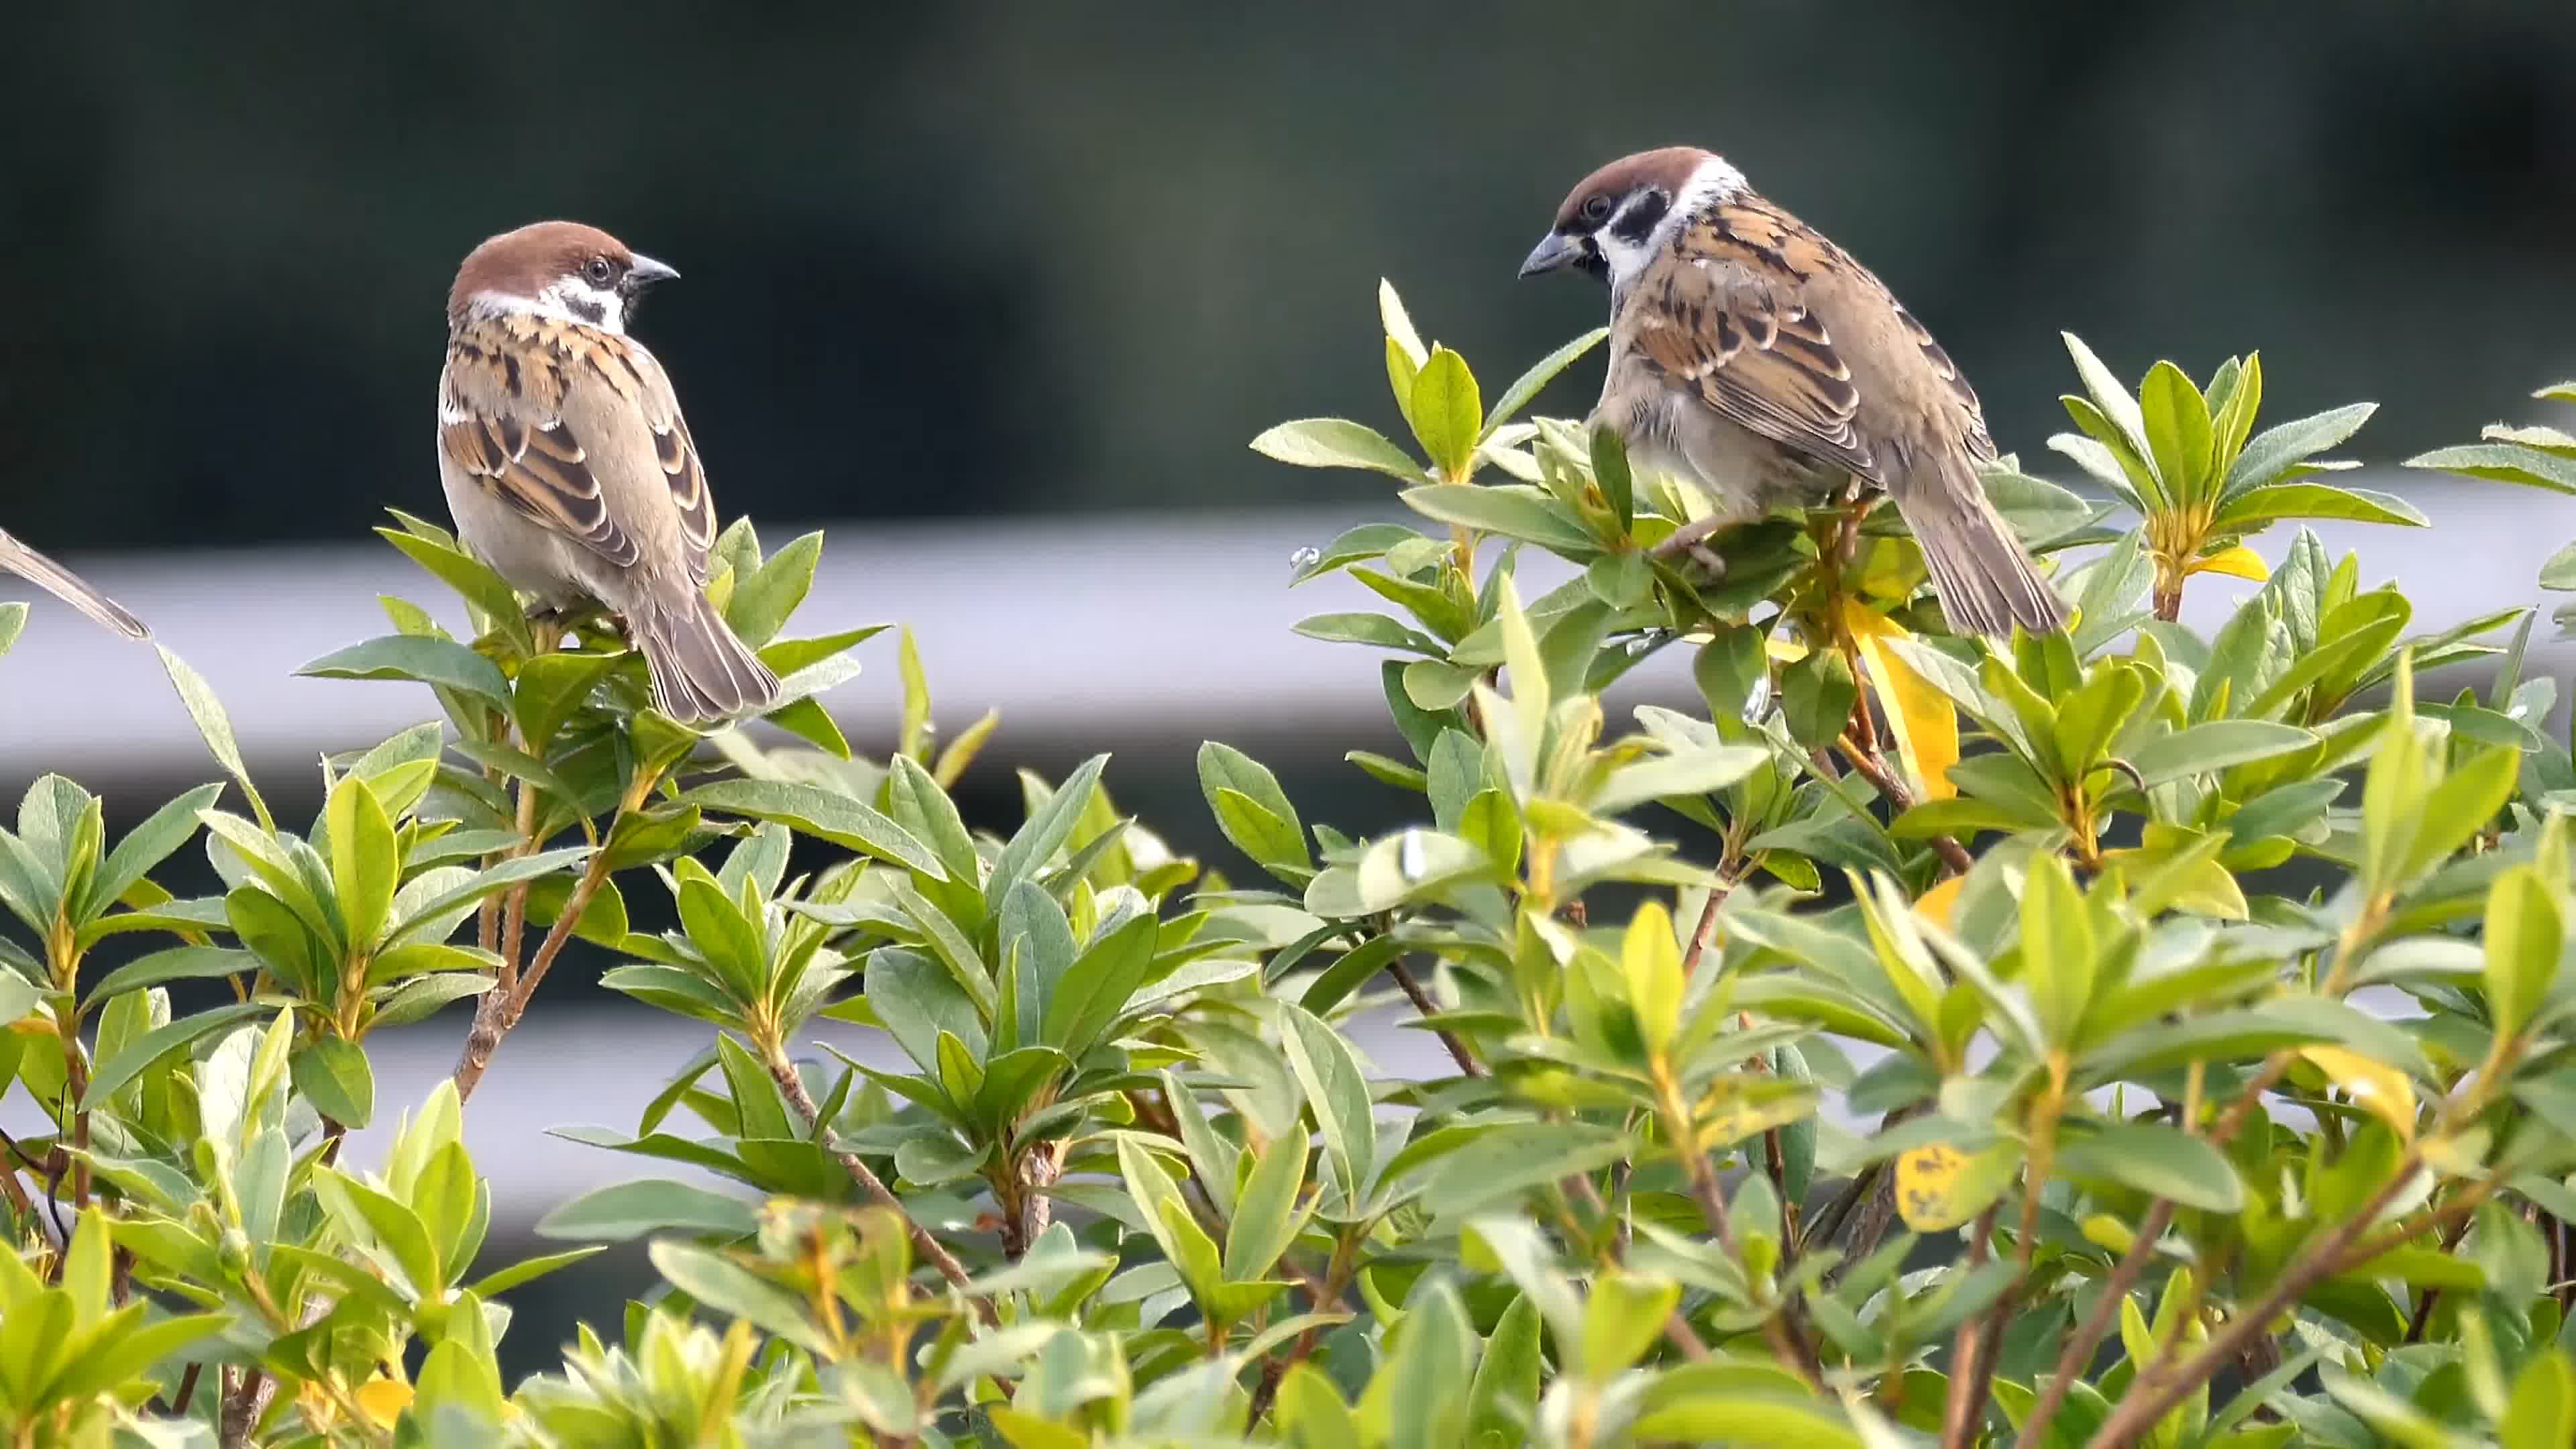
[
  {"left": 0, "top": 530, "right": 148, "bottom": 639},
  {"left": 437, "top": 221, "right": 781, "bottom": 722},
  {"left": 1520, "top": 147, "right": 2068, "bottom": 636}
]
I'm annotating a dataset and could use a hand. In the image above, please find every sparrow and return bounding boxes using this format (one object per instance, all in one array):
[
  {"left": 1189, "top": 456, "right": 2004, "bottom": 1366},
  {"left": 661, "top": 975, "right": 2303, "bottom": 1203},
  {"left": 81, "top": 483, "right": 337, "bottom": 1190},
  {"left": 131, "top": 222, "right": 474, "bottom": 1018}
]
[
  {"left": 0, "top": 530, "right": 149, "bottom": 639},
  {"left": 1519, "top": 147, "right": 2069, "bottom": 637},
  {"left": 437, "top": 221, "right": 781, "bottom": 722}
]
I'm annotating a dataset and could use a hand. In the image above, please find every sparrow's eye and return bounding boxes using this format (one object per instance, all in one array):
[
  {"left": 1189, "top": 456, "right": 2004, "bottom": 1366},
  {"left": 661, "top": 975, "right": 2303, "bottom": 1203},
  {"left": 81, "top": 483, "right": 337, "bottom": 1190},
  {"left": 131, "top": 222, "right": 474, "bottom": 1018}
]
[
  {"left": 583, "top": 256, "right": 616, "bottom": 286},
  {"left": 1580, "top": 194, "right": 1615, "bottom": 224}
]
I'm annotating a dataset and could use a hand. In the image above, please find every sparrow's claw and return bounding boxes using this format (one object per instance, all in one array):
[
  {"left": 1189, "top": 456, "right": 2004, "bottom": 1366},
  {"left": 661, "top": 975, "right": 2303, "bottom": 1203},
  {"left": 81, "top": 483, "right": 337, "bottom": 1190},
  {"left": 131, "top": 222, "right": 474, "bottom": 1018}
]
[{"left": 1689, "top": 545, "right": 1727, "bottom": 576}]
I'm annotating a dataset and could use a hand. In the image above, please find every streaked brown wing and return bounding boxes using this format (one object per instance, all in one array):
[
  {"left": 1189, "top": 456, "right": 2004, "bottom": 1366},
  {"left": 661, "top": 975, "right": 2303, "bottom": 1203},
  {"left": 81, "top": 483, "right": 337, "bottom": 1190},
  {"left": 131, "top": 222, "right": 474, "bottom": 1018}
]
[
  {"left": 1627, "top": 201, "right": 1878, "bottom": 482},
  {"left": 1898, "top": 304, "right": 1995, "bottom": 460},
  {"left": 437, "top": 400, "right": 642, "bottom": 570}
]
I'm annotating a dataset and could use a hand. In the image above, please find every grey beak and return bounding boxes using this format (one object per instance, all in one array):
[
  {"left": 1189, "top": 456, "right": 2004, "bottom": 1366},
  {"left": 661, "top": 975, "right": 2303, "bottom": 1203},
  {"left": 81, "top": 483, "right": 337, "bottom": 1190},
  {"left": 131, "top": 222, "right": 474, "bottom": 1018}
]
[
  {"left": 625, "top": 253, "right": 681, "bottom": 290},
  {"left": 1518, "top": 231, "right": 1587, "bottom": 279}
]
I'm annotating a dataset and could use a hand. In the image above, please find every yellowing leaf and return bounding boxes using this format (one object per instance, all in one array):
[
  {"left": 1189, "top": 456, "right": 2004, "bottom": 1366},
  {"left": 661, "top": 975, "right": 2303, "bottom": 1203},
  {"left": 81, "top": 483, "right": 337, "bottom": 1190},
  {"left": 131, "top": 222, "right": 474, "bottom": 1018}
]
[
  {"left": 356, "top": 1377, "right": 413, "bottom": 1429},
  {"left": 1843, "top": 600, "right": 1960, "bottom": 803},
  {"left": 2301, "top": 1046, "right": 2417, "bottom": 1140},
  {"left": 1894, "top": 1140, "right": 2017, "bottom": 1231},
  {"left": 1915, "top": 875, "right": 1968, "bottom": 928},
  {"left": 1766, "top": 633, "right": 1810, "bottom": 665},
  {"left": 2190, "top": 544, "right": 2269, "bottom": 582}
]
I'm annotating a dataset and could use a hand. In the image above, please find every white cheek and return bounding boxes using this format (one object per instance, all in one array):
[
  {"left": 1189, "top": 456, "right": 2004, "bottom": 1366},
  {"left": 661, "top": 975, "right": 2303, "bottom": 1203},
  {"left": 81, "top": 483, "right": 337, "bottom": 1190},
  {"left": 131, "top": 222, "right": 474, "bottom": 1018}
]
[
  {"left": 531, "top": 280, "right": 625, "bottom": 332},
  {"left": 1595, "top": 229, "right": 1661, "bottom": 290}
]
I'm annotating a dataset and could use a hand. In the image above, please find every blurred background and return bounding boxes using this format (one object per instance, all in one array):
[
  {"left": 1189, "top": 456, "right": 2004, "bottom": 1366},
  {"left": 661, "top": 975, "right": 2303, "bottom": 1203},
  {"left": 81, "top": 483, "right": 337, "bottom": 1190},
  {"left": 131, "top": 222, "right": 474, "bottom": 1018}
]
[{"left": 6, "top": 0, "right": 2575, "bottom": 1370}]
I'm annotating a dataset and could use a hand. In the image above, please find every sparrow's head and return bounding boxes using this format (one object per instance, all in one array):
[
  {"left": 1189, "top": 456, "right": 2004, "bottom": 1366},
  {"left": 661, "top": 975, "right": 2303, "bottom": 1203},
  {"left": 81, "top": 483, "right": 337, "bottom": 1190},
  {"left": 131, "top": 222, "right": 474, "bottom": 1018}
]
[
  {"left": 448, "top": 221, "right": 680, "bottom": 333},
  {"left": 1519, "top": 146, "right": 1747, "bottom": 288}
]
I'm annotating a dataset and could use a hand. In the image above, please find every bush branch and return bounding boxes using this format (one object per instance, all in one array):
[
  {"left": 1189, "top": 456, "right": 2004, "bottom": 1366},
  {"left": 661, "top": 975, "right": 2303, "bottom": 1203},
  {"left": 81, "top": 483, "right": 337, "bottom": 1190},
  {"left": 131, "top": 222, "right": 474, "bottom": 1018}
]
[
  {"left": 1385, "top": 956, "right": 1485, "bottom": 1078},
  {"left": 763, "top": 1046, "right": 998, "bottom": 1327},
  {"left": 2080, "top": 1157, "right": 2426, "bottom": 1449}
]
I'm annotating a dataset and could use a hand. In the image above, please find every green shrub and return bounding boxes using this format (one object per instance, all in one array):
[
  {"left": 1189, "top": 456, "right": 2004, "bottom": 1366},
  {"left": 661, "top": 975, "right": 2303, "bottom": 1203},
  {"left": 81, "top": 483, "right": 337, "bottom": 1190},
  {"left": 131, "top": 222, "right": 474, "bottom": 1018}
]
[{"left": 2, "top": 286, "right": 2573, "bottom": 1447}]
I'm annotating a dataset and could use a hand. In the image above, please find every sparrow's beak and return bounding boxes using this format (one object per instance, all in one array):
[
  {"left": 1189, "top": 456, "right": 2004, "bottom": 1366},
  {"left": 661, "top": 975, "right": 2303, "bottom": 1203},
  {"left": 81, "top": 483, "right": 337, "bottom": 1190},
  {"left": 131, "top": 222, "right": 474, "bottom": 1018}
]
[
  {"left": 624, "top": 253, "right": 681, "bottom": 292},
  {"left": 1518, "top": 231, "right": 1587, "bottom": 279}
]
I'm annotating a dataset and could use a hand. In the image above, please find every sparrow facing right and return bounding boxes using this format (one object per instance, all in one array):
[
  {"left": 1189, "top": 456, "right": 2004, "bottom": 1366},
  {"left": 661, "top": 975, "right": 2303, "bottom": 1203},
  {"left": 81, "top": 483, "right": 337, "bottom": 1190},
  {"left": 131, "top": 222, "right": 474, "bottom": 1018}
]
[
  {"left": 436, "top": 222, "right": 780, "bottom": 723},
  {"left": 0, "top": 530, "right": 149, "bottom": 639},
  {"left": 1520, "top": 146, "right": 2069, "bottom": 637}
]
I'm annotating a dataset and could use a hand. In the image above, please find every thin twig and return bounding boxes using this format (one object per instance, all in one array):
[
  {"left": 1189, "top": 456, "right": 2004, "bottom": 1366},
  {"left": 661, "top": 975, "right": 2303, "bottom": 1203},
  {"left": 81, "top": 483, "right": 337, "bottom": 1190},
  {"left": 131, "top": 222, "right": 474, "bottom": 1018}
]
[
  {"left": 452, "top": 847, "right": 609, "bottom": 1104},
  {"left": 764, "top": 1047, "right": 998, "bottom": 1327},
  {"left": 1668, "top": 1098, "right": 1823, "bottom": 1387},
  {"left": 2081, "top": 1158, "right": 2426, "bottom": 1449},
  {"left": 1385, "top": 957, "right": 1484, "bottom": 1078},
  {"left": 1939, "top": 1202, "right": 2004, "bottom": 1449},
  {"left": 1680, "top": 872, "right": 1736, "bottom": 977},
  {"left": 1826, "top": 738, "right": 1972, "bottom": 876}
]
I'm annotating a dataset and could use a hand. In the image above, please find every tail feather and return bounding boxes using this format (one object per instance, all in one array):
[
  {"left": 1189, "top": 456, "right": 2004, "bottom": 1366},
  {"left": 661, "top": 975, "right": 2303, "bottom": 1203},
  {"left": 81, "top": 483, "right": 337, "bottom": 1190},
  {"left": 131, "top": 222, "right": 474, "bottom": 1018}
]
[
  {"left": 631, "top": 590, "right": 782, "bottom": 724},
  {"left": 0, "top": 529, "right": 150, "bottom": 639},
  {"left": 1892, "top": 472, "right": 2070, "bottom": 639}
]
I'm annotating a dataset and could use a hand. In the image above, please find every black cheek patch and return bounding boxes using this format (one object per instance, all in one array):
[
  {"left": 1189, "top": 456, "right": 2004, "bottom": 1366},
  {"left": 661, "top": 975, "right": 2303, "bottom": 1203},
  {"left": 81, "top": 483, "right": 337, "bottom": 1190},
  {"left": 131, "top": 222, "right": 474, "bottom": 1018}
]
[
  {"left": 563, "top": 294, "right": 608, "bottom": 326},
  {"left": 1611, "top": 191, "right": 1670, "bottom": 246}
]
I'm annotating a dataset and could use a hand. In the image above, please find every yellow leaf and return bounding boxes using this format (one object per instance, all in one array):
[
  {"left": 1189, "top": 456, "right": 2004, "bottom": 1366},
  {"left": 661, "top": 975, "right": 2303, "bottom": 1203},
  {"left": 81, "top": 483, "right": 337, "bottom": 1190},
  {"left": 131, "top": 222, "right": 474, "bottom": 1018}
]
[
  {"left": 355, "top": 1377, "right": 412, "bottom": 1429},
  {"left": 1894, "top": 1140, "right": 2017, "bottom": 1231},
  {"left": 2300, "top": 1046, "right": 2416, "bottom": 1141},
  {"left": 2190, "top": 545, "right": 2269, "bottom": 582},
  {"left": 1766, "top": 632, "right": 1809, "bottom": 665},
  {"left": 1915, "top": 874, "right": 1968, "bottom": 928},
  {"left": 1843, "top": 600, "right": 1960, "bottom": 803}
]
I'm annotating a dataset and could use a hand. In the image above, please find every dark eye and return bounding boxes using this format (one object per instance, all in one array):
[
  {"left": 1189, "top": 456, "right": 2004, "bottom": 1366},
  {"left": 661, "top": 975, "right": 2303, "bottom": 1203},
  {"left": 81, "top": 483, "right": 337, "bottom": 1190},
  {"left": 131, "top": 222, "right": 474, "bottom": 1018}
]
[
  {"left": 584, "top": 256, "right": 616, "bottom": 286},
  {"left": 1580, "top": 194, "right": 1615, "bottom": 223}
]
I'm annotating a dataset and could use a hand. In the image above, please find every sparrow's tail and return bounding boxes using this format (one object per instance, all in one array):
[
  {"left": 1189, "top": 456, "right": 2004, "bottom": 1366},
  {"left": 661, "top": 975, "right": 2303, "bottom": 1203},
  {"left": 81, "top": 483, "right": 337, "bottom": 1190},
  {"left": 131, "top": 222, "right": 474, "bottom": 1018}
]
[
  {"left": 1892, "top": 463, "right": 2070, "bottom": 639},
  {"left": 0, "top": 528, "right": 150, "bottom": 639},
  {"left": 630, "top": 588, "right": 782, "bottom": 724}
]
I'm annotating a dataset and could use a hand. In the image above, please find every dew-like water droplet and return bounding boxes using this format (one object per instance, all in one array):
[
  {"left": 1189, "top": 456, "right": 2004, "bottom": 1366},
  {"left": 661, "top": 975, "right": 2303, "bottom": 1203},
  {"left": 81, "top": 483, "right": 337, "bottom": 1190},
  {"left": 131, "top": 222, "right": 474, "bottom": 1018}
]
[
  {"left": 1398, "top": 828, "right": 1428, "bottom": 882},
  {"left": 1289, "top": 545, "right": 1322, "bottom": 575}
]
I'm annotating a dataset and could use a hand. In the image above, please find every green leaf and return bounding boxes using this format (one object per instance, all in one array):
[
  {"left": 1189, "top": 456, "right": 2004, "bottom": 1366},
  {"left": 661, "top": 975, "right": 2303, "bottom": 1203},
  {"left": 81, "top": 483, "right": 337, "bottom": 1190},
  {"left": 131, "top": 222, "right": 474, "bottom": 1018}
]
[
  {"left": 291, "top": 1034, "right": 375, "bottom": 1129},
  {"left": 1198, "top": 741, "right": 1310, "bottom": 873},
  {"left": 377, "top": 524, "right": 524, "bottom": 627},
  {"left": 81, "top": 943, "right": 252, "bottom": 1006},
  {"left": 1591, "top": 425, "right": 1635, "bottom": 533},
  {"left": 1251, "top": 419, "right": 1426, "bottom": 479},
  {"left": 1041, "top": 913, "right": 1157, "bottom": 1057},
  {"left": 2227, "top": 402, "right": 2376, "bottom": 496},
  {"left": 2139, "top": 360, "right": 2214, "bottom": 501},
  {"left": 316, "top": 1166, "right": 444, "bottom": 1297},
  {"left": 1483, "top": 328, "right": 1607, "bottom": 439},
  {"left": 2214, "top": 482, "right": 2427, "bottom": 530},
  {"left": 2504, "top": 1350, "right": 2576, "bottom": 1449},
  {"left": 1277, "top": 1002, "right": 1377, "bottom": 1207},
  {"left": 2482, "top": 864, "right": 2559, "bottom": 1038},
  {"left": 325, "top": 774, "right": 400, "bottom": 949},
  {"left": 726, "top": 531, "right": 823, "bottom": 647},
  {"left": 466, "top": 1244, "right": 606, "bottom": 1300},
  {"left": 1408, "top": 347, "right": 1483, "bottom": 478},
  {"left": 82, "top": 999, "right": 272, "bottom": 1106},
  {"left": 1398, "top": 484, "right": 1598, "bottom": 553},
  {"left": 2126, "top": 720, "right": 2314, "bottom": 787},
  {"left": 512, "top": 651, "right": 621, "bottom": 747},
  {"left": 990, "top": 753, "right": 1108, "bottom": 905},
  {"left": 85, "top": 784, "right": 221, "bottom": 924},
  {"left": 647, "top": 1240, "right": 830, "bottom": 1356},
  {"left": 298, "top": 634, "right": 511, "bottom": 704},
  {"left": 1782, "top": 647, "right": 1858, "bottom": 750},
  {"left": 2057, "top": 1119, "right": 2245, "bottom": 1212},
  {"left": 1421, "top": 1121, "right": 1629, "bottom": 1219},
  {"left": 682, "top": 779, "right": 945, "bottom": 879},
  {"left": 157, "top": 645, "right": 270, "bottom": 828},
  {"left": 1223, "top": 1136, "right": 1309, "bottom": 1281},
  {"left": 2407, "top": 441, "right": 2576, "bottom": 494},
  {"left": 2021, "top": 853, "right": 2094, "bottom": 1048},
  {"left": 1581, "top": 1270, "right": 1680, "bottom": 1381},
  {"left": 535, "top": 1178, "right": 759, "bottom": 1241},
  {"left": 368, "top": 971, "right": 495, "bottom": 1030},
  {"left": 1291, "top": 611, "right": 1448, "bottom": 655}
]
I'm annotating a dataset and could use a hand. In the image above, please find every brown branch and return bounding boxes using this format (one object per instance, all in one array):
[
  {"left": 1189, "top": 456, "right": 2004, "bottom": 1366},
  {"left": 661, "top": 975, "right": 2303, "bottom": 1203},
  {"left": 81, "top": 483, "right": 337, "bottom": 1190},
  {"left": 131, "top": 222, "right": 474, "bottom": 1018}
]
[
  {"left": 1385, "top": 957, "right": 1484, "bottom": 1078},
  {"left": 1939, "top": 1201, "right": 2004, "bottom": 1449},
  {"left": 1681, "top": 873, "right": 1736, "bottom": 977},
  {"left": 764, "top": 1046, "right": 996, "bottom": 1327},
  {"left": 2019, "top": 1051, "right": 2294, "bottom": 1447},
  {"left": 1668, "top": 1097, "right": 1823, "bottom": 1388},
  {"left": 1826, "top": 739, "right": 1972, "bottom": 876},
  {"left": 2081, "top": 1158, "right": 2427, "bottom": 1449},
  {"left": 451, "top": 846, "right": 610, "bottom": 1104}
]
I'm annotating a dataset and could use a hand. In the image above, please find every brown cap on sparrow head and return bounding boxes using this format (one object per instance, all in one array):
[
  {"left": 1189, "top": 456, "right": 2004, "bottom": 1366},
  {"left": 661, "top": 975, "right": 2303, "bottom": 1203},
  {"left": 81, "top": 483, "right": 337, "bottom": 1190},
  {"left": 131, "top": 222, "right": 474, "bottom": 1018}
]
[
  {"left": 0, "top": 530, "right": 149, "bottom": 639},
  {"left": 1521, "top": 147, "right": 2068, "bottom": 637},
  {"left": 435, "top": 221, "right": 780, "bottom": 722}
]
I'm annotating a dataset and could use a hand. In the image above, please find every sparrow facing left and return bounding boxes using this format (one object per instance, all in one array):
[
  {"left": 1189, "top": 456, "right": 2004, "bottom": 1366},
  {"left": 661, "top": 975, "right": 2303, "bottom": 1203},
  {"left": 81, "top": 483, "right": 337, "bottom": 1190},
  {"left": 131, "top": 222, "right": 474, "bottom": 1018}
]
[
  {"left": 437, "top": 221, "right": 781, "bottom": 723},
  {"left": 1520, "top": 146, "right": 2070, "bottom": 637},
  {"left": 0, "top": 530, "right": 149, "bottom": 639}
]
